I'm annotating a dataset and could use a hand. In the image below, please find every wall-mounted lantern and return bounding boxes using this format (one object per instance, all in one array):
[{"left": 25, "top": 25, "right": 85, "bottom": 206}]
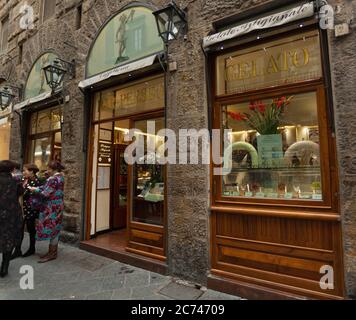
[
  {"left": 153, "top": 1, "right": 187, "bottom": 44},
  {"left": 0, "top": 86, "right": 15, "bottom": 111},
  {"left": 42, "top": 58, "right": 75, "bottom": 92}
]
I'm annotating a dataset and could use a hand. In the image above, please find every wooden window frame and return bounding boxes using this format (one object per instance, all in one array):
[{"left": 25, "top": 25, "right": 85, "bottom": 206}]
[
  {"left": 211, "top": 25, "right": 339, "bottom": 215},
  {"left": 25, "top": 105, "right": 63, "bottom": 165}
]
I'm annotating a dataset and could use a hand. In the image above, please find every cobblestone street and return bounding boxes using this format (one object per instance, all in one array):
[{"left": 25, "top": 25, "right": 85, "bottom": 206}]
[{"left": 0, "top": 236, "right": 241, "bottom": 300}]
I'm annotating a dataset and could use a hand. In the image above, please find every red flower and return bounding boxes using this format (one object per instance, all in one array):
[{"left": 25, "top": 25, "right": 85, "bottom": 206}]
[
  {"left": 249, "top": 102, "right": 256, "bottom": 111},
  {"left": 258, "top": 102, "right": 266, "bottom": 113},
  {"left": 228, "top": 111, "right": 247, "bottom": 121},
  {"left": 276, "top": 96, "right": 287, "bottom": 109}
]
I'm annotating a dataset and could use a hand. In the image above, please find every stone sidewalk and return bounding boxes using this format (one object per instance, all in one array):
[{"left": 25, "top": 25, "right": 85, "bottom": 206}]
[{"left": 0, "top": 236, "right": 241, "bottom": 300}]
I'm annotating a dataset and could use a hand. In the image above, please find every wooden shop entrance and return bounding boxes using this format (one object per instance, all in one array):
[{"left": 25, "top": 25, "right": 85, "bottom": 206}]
[{"left": 80, "top": 74, "right": 167, "bottom": 273}]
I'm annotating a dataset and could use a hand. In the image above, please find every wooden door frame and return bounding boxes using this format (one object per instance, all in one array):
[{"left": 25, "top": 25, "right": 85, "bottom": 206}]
[
  {"left": 83, "top": 96, "right": 167, "bottom": 259},
  {"left": 125, "top": 111, "right": 167, "bottom": 260},
  {"left": 110, "top": 143, "right": 128, "bottom": 230}
]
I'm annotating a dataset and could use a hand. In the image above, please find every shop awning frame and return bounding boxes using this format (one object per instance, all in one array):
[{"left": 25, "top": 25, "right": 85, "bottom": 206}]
[
  {"left": 202, "top": 1, "right": 316, "bottom": 48},
  {"left": 78, "top": 53, "right": 163, "bottom": 90},
  {"left": 13, "top": 90, "right": 58, "bottom": 111}
]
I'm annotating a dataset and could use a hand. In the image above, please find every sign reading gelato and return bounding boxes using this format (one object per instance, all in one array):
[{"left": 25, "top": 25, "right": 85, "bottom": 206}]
[{"left": 216, "top": 30, "right": 322, "bottom": 95}]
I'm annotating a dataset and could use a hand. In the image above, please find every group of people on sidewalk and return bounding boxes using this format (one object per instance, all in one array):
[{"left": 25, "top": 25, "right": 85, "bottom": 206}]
[{"left": 0, "top": 160, "right": 65, "bottom": 278}]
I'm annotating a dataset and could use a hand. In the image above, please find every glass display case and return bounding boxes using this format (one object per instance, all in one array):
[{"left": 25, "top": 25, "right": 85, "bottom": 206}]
[
  {"left": 133, "top": 162, "right": 164, "bottom": 225},
  {"left": 221, "top": 91, "right": 323, "bottom": 201},
  {"left": 131, "top": 117, "right": 165, "bottom": 226}
]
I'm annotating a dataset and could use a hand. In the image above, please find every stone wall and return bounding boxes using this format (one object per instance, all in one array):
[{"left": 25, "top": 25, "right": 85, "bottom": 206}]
[
  {"left": 1, "top": 0, "right": 355, "bottom": 296},
  {"left": 327, "top": 0, "right": 356, "bottom": 299}
]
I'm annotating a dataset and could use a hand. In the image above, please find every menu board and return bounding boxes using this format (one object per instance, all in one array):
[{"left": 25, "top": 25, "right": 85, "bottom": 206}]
[
  {"left": 98, "top": 142, "right": 112, "bottom": 164},
  {"left": 97, "top": 166, "right": 111, "bottom": 190}
]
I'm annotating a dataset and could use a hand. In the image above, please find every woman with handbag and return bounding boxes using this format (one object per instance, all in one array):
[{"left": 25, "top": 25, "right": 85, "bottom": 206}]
[
  {"left": 0, "top": 160, "right": 24, "bottom": 277},
  {"left": 11, "top": 164, "right": 42, "bottom": 259}
]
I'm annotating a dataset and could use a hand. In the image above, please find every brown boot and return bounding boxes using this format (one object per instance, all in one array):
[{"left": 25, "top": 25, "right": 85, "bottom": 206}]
[
  {"left": 39, "top": 250, "right": 49, "bottom": 259},
  {"left": 38, "top": 244, "right": 58, "bottom": 263}
]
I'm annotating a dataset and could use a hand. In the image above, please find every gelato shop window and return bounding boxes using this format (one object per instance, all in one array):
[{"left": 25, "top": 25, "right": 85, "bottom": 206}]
[
  {"left": 213, "top": 28, "right": 335, "bottom": 207},
  {"left": 222, "top": 91, "right": 323, "bottom": 201}
]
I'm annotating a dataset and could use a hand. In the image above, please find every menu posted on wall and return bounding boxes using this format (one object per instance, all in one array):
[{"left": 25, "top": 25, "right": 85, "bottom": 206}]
[{"left": 98, "top": 142, "right": 112, "bottom": 164}]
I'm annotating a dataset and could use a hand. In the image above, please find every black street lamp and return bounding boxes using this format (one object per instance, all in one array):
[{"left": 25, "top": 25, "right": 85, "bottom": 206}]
[
  {"left": 153, "top": 1, "right": 187, "bottom": 44},
  {"left": 42, "top": 58, "right": 75, "bottom": 92},
  {"left": 0, "top": 86, "right": 15, "bottom": 111}
]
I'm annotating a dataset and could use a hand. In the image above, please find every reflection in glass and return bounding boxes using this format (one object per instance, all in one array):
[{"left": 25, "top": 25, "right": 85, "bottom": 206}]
[
  {"left": 24, "top": 52, "right": 61, "bottom": 99},
  {"left": 28, "top": 106, "right": 63, "bottom": 173},
  {"left": 87, "top": 6, "right": 164, "bottom": 77},
  {"left": 30, "top": 137, "right": 52, "bottom": 172},
  {"left": 222, "top": 91, "right": 323, "bottom": 201},
  {"left": 132, "top": 118, "right": 165, "bottom": 225}
]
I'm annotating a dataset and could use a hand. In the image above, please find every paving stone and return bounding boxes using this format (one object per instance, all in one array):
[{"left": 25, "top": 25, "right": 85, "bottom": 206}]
[
  {"left": 149, "top": 272, "right": 171, "bottom": 285},
  {"left": 0, "top": 234, "right": 241, "bottom": 300},
  {"left": 159, "top": 282, "right": 203, "bottom": 300},
  {"left": 72, "top": 255, "right": 114, "bottom": 272},
  {"left": 124, "top": 271, "right": 150, "bottom": 288},
  {"left": 133, "top": 294, "right": 173, "bottom": 300},
  {"left": 111, "top": 287, "right": 132, "bottom": 300},
  {"left": 101, "top": 276, "right": 125, "bottom": 291},
  {"left": 86, "top": 290, "right": 114, "bottom": 300},
  {"left": 131, "top": 283, "right": 165, "bottom": 298},
  {"left": 199, "top": 290, "right": 242, "bottom": 300}
]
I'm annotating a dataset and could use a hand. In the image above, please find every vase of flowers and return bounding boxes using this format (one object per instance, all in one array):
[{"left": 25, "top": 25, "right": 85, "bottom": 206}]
[
  {"left": 227, "top": 96, "right": 293, "bottom": 168},
  {"left": 227, "top": 96, "right": 293, "bottom": 135}
]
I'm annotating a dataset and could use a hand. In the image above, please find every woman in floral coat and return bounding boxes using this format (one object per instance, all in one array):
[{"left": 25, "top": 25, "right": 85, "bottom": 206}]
[
  {"left": 11, "top": 164, "right": 42, "bottom": 259},
  {"left": 29, "top": 160, "right": 65, "bottom": 263},
  {"left": 0, "top": 160, "right": 24, "bottom": 277}
]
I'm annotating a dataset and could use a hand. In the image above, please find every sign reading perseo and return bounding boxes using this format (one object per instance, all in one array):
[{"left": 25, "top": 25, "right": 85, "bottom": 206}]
[
  {"left": 203, "top": 2, "right": 315, "bottom": 48},
  {"left": 216, "top": 30, "right": 322, "bottom": 95},
  {"left": 115, "top": 76, "right": 164, "bottom": 114}
]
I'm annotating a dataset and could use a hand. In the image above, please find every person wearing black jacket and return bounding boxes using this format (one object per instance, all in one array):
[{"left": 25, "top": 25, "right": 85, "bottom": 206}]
[
  {"left": 11, "top": 164, "right": 42, "bottom": 259},
  {"left": 0, "top": 160, "right": 24, "bottom": 278}
]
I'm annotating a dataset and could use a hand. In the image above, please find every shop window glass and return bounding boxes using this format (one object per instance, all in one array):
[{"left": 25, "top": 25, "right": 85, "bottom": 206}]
[
  {"left": 30, "top": 137, "right": 52, "bottom": 172},
  {"left": 221, "top": 91, "right": 323, "bottom": 201},
  {"left": 86, "top": 6, "right": 163, "bottom": 77},
  {"left": 24, "top": 52, "right": 60, "bottom": 99},
  {"left": 100, "top": 91, "right": 115, "bottom": 121},
  {"left": 93, "top": 76, "right": 164, "bottom": 120},
  {"left": 93, "top": 93, "right": 100, "bottom": 121},
  {"left": 53, "top": 131, "right": 62, "bottom": 162},
  {"left": 51, "top": 108, "right": 62, "bottom": 130},
  {"left": 114, "top": 119, "right": 130, "bottom": 145},
  {"left": 114, "top": 76, "right": 164, "bottom": 117},
  {"left": 37, "top": 109, "right": 52, "bottom": 133},
  {"left": 132, "top": 118, "right": 165, "bottom": 225},
  {"left": 216, "top": 30, "right": 322, "bottom": 96},
  {"left": 28, "top": 106, "right": 62, "bottom": 172}
]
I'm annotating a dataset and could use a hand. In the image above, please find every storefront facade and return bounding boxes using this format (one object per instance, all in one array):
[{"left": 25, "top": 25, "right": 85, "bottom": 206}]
[
  {"left": 2, "top": 0, "right": 356, "bottom": 299},
  {"left": 208, "top": 12, "right": 344, "bottom": 299}
]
